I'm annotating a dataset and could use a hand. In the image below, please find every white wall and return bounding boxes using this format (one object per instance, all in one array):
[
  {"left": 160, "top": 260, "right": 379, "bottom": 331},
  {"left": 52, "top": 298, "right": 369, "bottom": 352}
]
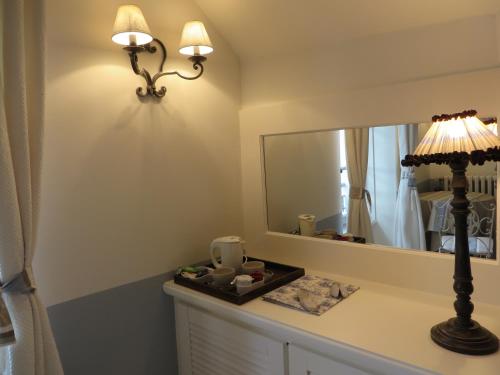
[
  {"left": 239, "top": 68, "right": 500, "bottom": 306},
  {"left": 34, "top": 2, "right": 500, "bottom": 307},
  {"left": 34, "top": 0, "right": 243, "bottom": 306},
  {"left": 242, "top": 14, "right": 499, "bottom": 107},
  {"left": 497, "top": 12, "right": 500, "bottom": 61},
  {"left": 264, "top": 131, "right": 341, "bottom": 233},
  {"left": 240, "top": 11, "right": 500, "bottom": 251}
]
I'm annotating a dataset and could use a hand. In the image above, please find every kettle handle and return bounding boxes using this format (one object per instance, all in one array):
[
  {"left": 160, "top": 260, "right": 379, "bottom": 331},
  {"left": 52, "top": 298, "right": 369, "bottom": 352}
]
[
  {"left": 210, "top": 240, "right": 223, "bottom": 268},
  {"left": 242, "top": 243, "right": 248, "bottom": 264}
]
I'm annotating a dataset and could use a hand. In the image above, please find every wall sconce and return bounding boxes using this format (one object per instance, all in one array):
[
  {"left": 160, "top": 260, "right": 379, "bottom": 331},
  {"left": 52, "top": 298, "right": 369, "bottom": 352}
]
[{"left": 112, "top": 5, "right": 213, "bottom": 98}]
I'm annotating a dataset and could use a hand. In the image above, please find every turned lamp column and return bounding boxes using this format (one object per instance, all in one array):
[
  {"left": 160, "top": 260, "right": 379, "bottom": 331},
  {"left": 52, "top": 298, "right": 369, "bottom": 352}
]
[
  {"left": 430, "top": 157, "right": 498, "bottom": 354},
  {"left": 450, "top": 158, "right": 473, "bottom": 329}
]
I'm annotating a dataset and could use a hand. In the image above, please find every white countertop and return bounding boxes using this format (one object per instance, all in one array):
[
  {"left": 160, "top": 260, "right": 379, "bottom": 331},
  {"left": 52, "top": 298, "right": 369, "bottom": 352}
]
[{"left": 163, "top": 269, "right": 500, "bottom": 375}]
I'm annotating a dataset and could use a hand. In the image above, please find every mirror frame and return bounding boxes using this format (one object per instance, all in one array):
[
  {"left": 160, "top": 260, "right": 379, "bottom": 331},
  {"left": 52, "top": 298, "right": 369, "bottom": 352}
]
[
  {"left": 261, "top": 122, "right": 498, "bottom": 257},
  {"left": 239, "top": 67, "right": 500, "bottom": 305}
]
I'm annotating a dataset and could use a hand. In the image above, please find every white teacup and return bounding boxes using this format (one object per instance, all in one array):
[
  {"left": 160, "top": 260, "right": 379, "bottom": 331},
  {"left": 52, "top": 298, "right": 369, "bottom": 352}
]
[
  {"left": 242, "top": 261, "right": 265, "bottom": 275},
  {"left": 212, "top": 267, "right": 235, "bottom": 286}
]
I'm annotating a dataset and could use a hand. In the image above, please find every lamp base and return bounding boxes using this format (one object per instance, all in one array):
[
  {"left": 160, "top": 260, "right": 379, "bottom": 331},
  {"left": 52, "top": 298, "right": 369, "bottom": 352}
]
[{"left": 431, "top": 318, "right": 499, "bottom": 355}]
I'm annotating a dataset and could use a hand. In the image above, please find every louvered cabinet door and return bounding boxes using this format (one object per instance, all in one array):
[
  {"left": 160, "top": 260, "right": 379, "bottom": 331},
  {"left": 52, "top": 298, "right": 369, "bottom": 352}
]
[{"left": 175, "top": 301, "right": 286, "bottom": 375}]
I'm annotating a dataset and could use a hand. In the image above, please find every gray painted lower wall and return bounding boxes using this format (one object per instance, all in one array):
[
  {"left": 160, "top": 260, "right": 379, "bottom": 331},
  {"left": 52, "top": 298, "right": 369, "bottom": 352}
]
[{"left": 47, "top": 273, "right": 178, "bottom": 375}]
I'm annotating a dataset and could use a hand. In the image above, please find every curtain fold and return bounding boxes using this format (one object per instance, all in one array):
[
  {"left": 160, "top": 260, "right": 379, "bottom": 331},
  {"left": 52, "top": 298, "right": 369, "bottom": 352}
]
[
  {"left": 0, "top": 1, "right": 63, "bottom": 374},
  {"left": 345, "top": 128, "right": 373, "bottom": 242},
  {"left": 393, "top": 125, "right": 426, "bottom": 250}
]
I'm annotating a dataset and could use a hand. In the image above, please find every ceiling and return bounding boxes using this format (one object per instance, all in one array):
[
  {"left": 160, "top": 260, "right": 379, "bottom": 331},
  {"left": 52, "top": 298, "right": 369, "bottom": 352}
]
[{"left": 194, "top": 0, "right": 500, "bottom": 60}]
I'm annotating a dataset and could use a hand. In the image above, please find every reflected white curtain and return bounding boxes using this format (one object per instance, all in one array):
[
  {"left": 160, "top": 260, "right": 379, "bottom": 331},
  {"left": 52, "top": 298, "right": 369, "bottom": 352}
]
[
  {"left": 345, "top": 128, "right": 373, "bottom": 242},
  {"left": 0, "top": 1, "right": 63, "bottom": 374},
  {"left": 393, "top": 125, "right": 426, "bottom": 250}
]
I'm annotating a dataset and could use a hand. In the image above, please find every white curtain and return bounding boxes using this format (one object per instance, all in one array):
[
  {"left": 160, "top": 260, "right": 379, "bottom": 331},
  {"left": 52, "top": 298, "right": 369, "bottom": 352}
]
[
  {"left": 0, "top": 1, "right": 63, "bottom": 374},
  {"left": 393, "top": 125, "right": 426, "bottom": 250},
  {"left": 345, "top": 128, "right": 373, "bottom": 242}
]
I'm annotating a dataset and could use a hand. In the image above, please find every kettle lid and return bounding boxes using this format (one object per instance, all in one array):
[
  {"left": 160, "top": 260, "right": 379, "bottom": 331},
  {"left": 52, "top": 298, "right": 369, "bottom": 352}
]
[
  {"left": 214, "top": 236, "right": 243, "bottom": 243},
  {"left": 298, "top": 214, "right": 315, "bottom": 222}
]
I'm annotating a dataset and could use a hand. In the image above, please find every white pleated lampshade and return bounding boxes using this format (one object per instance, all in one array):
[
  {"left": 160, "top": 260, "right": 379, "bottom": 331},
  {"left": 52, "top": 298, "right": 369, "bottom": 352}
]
[
  {"left": 485, "top": 119, "right": 498, "bottom": 136},
  {"left": 414, "top": 111, "right": 500, "bottom": 156},
  {"left": 112, "top": 5, "right": 153, "bottom": 46},
  {"left": 179, "top": 21, "right": 213, "bottom": 56}
]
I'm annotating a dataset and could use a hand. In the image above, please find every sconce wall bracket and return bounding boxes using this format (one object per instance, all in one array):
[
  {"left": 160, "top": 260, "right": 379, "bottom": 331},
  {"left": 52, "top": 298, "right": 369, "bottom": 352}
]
[{"left": 125, "top": 38, "right": 206, "bottom": 98}]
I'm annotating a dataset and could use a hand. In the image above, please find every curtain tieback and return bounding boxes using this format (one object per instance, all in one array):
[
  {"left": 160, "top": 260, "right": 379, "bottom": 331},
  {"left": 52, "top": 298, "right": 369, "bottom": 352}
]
[
  {"left": 0, "top": 268, "right": 35, "bottom": 347},
  {"left": 349, "top": 186, "right": 364, "bottom": 199},
  {"left": 407, "top": 176, "right": 417, "bottom": 188},
  {"left": 0, "top": 267, "right": 36, "bottom": 294},
  {"left": 349, "top": 187, "right": 372, "bottom": 209},
  {"left": 402, "top": 168, "right": 417, "bottom": 188}
]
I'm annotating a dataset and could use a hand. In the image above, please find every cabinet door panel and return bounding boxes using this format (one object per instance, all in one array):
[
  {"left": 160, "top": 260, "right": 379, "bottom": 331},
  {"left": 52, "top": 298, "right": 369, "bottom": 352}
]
[
  {"left": 175, "top": 302, "right": 285, "bottom": 375},
  {"left": 289, "top": 345, "right": 372, "bottom": 375}
]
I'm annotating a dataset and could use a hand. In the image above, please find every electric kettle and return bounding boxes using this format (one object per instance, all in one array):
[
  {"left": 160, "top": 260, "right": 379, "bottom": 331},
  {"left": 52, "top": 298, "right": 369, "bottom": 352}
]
[{"left": 210, "top": 236, "right": 247, "bottom": 270}]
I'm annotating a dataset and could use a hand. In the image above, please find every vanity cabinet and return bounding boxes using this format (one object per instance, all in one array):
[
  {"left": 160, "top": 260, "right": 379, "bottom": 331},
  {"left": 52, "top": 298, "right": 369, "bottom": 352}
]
[
  {"left": 166, "top": 279, "right": 500, "bottom": 375},
  {"left": 173, "top": 300, "right": 431, "bottom": 375}
]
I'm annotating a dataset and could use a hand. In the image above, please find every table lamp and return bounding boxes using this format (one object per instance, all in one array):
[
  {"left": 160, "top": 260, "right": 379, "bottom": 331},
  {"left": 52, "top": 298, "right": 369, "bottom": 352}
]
[{"left": 402, "top": 110, "right": 500, "bottom": 355}]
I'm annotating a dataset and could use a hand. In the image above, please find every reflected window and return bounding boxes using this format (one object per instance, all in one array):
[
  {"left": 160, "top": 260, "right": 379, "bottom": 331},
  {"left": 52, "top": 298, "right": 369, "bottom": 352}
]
[{"left": 339, "top": 130, "right": 348, "bottom": 232}]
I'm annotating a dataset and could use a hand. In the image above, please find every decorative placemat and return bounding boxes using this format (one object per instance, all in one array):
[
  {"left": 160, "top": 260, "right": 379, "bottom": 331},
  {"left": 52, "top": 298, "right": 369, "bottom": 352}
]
[{"left": 262, "top": 275, "right": 359, "bottom": 315}]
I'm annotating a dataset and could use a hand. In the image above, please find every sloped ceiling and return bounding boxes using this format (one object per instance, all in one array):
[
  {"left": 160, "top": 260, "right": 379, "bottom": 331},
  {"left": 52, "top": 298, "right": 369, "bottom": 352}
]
[{"left": 194, "top": 0, "right": 500, "bottom": 60}]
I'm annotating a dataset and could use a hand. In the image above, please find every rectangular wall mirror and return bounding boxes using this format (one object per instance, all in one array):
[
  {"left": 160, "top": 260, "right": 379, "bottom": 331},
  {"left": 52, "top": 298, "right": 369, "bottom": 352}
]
[{"left": 263, "top": 122, "right": 497, "bottom": 259}]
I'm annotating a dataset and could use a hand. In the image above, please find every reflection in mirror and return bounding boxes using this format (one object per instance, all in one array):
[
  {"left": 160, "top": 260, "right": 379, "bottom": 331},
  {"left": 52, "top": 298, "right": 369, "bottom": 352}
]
[{"left": 263, "top": 122, "right": 497, "bottom": 259}]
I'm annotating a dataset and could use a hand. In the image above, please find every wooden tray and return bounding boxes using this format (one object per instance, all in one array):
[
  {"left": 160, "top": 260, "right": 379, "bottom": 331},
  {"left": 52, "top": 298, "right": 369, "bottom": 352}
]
[{"left": 174, "top": 257, "right": 305, "bottom": 305}]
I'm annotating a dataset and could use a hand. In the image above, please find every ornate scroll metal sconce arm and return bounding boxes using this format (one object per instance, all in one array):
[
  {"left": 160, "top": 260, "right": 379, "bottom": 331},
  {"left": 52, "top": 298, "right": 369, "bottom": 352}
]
[{"left": 125, "top": 38, "right": 206, "bottom": 98}]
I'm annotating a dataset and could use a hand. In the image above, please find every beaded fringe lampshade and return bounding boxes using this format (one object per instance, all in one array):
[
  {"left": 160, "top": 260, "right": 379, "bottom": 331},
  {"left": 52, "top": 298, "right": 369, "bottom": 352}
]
[
  {"left": 413, "top": 111, "right": 499, "bottom": 156},
  {"left": 403, "top": 110, "right": 500, "bottom": 167}
]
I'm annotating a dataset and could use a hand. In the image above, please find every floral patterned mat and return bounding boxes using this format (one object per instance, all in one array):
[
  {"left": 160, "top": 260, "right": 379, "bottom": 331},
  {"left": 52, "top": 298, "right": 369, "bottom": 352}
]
[{"left": 263, "top": 275, "right": 359, "bottom": 316}]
